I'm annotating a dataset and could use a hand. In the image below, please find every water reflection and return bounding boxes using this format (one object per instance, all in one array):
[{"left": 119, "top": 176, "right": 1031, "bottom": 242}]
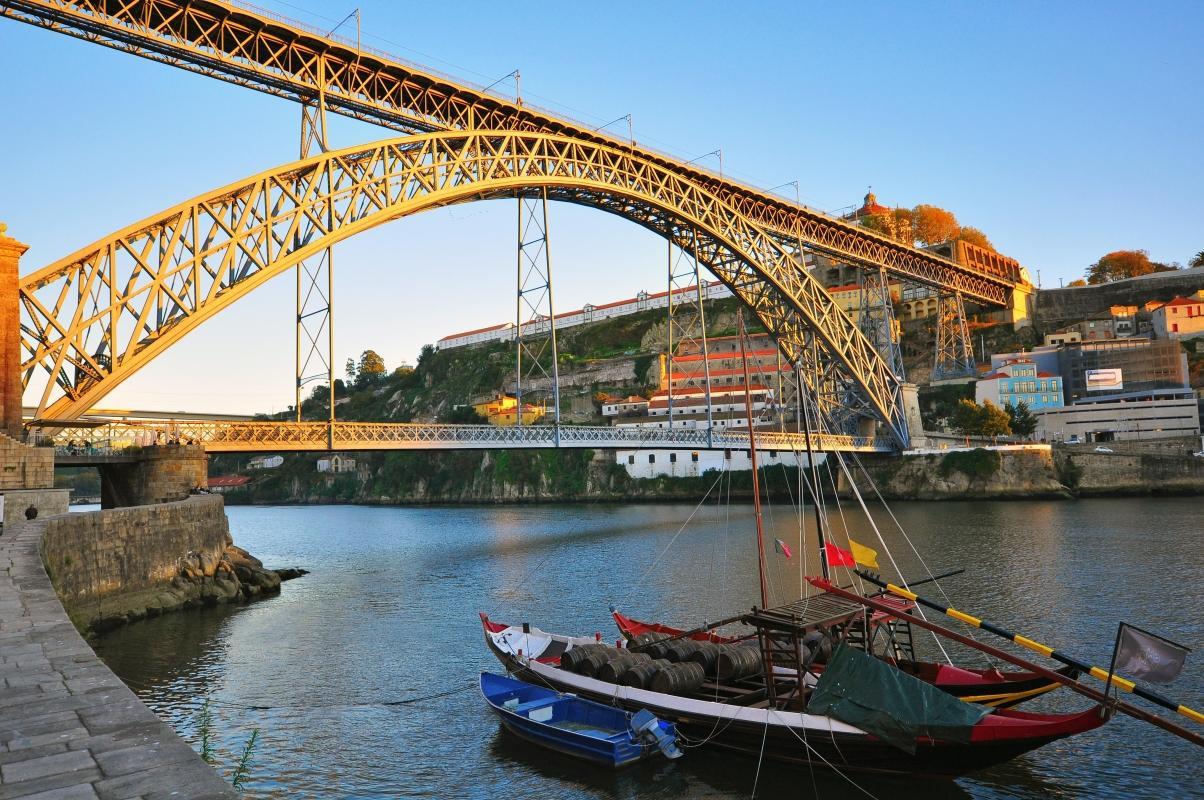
[{"left": 93, "top": 499, "right": 1204, "bottom": 799}]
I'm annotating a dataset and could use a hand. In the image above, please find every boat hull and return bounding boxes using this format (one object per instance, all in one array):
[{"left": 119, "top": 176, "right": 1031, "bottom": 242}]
[{"left": 483, "top": 616, "right": 1106, "bottom": 778}]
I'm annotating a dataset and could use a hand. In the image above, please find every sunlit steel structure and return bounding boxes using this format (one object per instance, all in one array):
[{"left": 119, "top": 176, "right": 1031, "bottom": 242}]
[{"left": 2, "top": 0, "right": 1033, "bottom": 452}]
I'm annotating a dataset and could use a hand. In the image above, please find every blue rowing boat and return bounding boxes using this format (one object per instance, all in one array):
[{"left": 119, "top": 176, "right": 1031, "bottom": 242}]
[{"left": 480, "top": 672, "right": 683, "bottom": 768}]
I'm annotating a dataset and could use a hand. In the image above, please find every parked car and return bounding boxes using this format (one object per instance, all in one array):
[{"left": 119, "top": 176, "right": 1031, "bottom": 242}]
[
  {"left": 1193, "top": 451, "right": 1204, "bottom": 458},
  {"left": 1094, "top": 446, "right": 1114, "bottom": 453},
  {"left": 1067, "top": 435, "right": 1081, "bottom": 444}
]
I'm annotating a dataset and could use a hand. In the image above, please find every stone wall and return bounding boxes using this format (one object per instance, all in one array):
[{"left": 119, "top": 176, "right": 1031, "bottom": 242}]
[
  {"left": 2, "top": 487, "right": 70, "bottom": 527},
  {"left": 99, "top": 445, "right": 208, "bottom": 508},
  {"left": 40, "top": 495, "right": 229, "bottom": 612},
  {"left": 0, "top": 433, "right": 54, "bottom": 490},
  {"left": 1034, "top": 268, "right": 1204, "bottom": 327},
  {"left": 847, "top": 447, "right": 1069, "bottom": 501},
  {"left": 1055, "top": 449, "right": 1204, "bottom": 496}
]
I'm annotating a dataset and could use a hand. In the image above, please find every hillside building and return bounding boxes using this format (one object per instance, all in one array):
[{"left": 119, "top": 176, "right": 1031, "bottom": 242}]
[
  {"left": 472, "top": 394, "right": 546, "bottom": 426},
  {"left": 975, "top": 359, "right": 1064, "bottom": 410},
  {"left": 1152, "top": 295, "right": 1204, "bottom": 340}
]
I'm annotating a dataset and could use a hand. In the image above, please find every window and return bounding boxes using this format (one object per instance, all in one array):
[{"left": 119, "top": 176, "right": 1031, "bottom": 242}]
[
  {"left": 724, "top": 449, "right": 732, "bottom": 460},
  {"left": 628, "top": 455, "right": 635, "bottom": 464},
  {"left": 669, "top": 453, "right": 677, "bottom": 463},
  {"left": 691, "top": 452, "right": 699, "bottom": 462},
  {"left": 648, "top": 454, "right": 655, "bottom": 464}
]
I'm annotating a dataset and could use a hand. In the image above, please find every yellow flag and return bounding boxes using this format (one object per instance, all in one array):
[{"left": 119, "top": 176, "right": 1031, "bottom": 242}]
[{"left": 849, "top": 540, "right": 880, "bottom": 570}]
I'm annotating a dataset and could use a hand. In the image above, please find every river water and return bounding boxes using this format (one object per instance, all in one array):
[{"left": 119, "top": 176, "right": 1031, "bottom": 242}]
[{"left": 92, "top": 498, "right": 1203, "bottom": 799}]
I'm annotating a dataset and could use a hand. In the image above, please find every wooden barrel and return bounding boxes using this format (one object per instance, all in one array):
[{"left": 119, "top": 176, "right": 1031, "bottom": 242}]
[
  {"left": 650, "top": 661, "right": 706, "bottom": 694},
  {"left": 619, "top": 659, "right": 671, "bottom": 689},
  {"left": 595, "top": 652, "right": 652, "bottom": 683},
  {"left": 559, "top": 643, "right": 608, "bottom": 672},
  {"left": 577, "top": 649, "right": 624, "bottom": 678},
  {"left": 687, "top": 643, "right": 724, "bottom": 675},
  {"left": 629, "top": 632, "right": 668, "bottom": 650},
  {"left": 715, "top": 645, "right": 762, "bottom": 680},
  {"left": 662, "top": 639, "right": 701, "bottom": 663}
]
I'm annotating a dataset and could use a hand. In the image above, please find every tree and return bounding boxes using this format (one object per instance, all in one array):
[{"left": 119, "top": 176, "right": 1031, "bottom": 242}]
[
  {"left": 979, "top": 400, "right": 1012, "bottom": 438},
  {"left": 950, "top": 399, "right": 984, "bottom": 436},
  {"left": 912, "top": 204, "right": 960, "bottom": 246},
  {"left": 1191, "top": 251, "right": 1204, "bottom": 269},
  {"left": 1005, "top": 401, "right": 1038, "bottom": 439},
  {"left": 344, "top": 358, "right": 357, "bottom": 383},
  {"left": 1087, "top": 250, "right": 1157, "bottom": 284},
  {"left": 1067, "top": 278, "right": 1087, "bottom": 287},
  {"left": 357, "top": 349, "right": 386, "bottom": 380},
  {"left": 957, "top": 226, "right": 994, "bottom": 251}
]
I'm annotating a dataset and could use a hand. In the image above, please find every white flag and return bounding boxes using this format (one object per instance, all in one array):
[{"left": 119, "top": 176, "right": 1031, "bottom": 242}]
[{"left": 1114, "top": 624, "right": 1189, "bottom": 685}]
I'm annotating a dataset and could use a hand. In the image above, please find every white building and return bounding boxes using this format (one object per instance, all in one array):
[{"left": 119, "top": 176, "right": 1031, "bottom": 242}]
[
  {"left": 615, "top": 447, "right": 822, "bottom": 479},
  {"left": 317, "top": 454, "right": 357, "bottom": 473},
  {"left": 247, "top": 455, "right": 283, "bottom": 470},
  {"left": 1034, "top": 390, "right": 1200, "bottom": 443},
  {"left": 436, "top": 282, "right": 732, "bottom": 350},
  {"left": 601, "top": 395, "right": 649, "bottom": 418}
]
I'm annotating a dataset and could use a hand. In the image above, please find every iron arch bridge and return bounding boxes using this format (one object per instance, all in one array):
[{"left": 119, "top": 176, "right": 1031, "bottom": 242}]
[{"left": 20, "top": 130, "right": 909, "bottom": 446}]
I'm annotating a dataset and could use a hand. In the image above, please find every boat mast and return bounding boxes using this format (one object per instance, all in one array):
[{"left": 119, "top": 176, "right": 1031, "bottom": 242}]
[
  {"left": 798, "top": 347, "right": 831, "bottom": 581},
  {"left": 738, "top": 311, "right": 770, "bottom": 609}
]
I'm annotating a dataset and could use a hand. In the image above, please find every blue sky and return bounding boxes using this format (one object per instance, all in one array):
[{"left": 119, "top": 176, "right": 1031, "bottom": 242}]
[{"left": 2, "top": 1, "right": 1201, "bottom": 413}]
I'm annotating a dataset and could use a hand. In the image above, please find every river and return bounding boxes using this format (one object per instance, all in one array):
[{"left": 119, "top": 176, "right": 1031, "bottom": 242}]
[{"left": 92, "top": 498, "right": 1203, "bottom": 799}]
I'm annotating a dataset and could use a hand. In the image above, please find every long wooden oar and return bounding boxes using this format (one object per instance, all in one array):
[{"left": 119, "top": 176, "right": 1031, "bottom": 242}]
[
  {"left": 853, "top": 570, "right": 1204, "bottom": 728},
  {"left": 809, "top": 577, "right": 1204, "bottom": 747}
]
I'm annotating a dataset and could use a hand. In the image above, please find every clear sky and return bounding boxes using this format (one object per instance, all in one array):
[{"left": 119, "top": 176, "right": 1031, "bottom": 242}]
[{"left": 2, "top": 1, "right": 1201, "bottom": 414}]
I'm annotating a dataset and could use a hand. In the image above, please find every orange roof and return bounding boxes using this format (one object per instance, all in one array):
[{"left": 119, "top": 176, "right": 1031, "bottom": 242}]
[
  {"left": 208, "top": 475, "right": 251, "bottom": 487},
  {"left": 1162, "top": 296, "right": 1204, "bottom": 308},
  {"left": 439, "top": 322, "right": 511, "bottom": 340},
  {"left": 672, "top": 348, "right": 777, "bottom": 362}
]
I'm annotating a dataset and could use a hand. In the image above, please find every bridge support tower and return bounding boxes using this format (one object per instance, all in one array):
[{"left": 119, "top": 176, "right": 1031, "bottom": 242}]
[
  {"left": 1, "top": 223, "right": 27, "bottom": 440},
  {"left": 932, "top": 291, "right": 976, "bottom": 382},
  {"left": 98, "top": 445, "right": 208, "bottom": 509}
]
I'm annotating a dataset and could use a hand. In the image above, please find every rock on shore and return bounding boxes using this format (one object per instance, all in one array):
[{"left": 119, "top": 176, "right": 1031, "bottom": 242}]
[{"left": 89, "top": 542, "right": 306, "bottom": 634}]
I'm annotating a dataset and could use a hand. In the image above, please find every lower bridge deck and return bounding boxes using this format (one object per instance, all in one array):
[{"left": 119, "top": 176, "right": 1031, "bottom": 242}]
[{"left": 37, "top": 421, "right": 896, "bottom": 457}]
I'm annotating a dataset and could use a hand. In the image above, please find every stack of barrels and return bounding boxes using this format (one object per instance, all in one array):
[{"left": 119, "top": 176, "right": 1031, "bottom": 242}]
[{"left": 557, "top": 632, "right": 764, "bottom": 695}]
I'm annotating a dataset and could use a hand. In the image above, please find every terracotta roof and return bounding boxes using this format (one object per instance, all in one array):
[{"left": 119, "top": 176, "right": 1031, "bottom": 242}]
[
  {"left": 1037, "top": 372, "right": 1058, "bottom": 378},
  {"left": 672, "top": 349, "right": 777, "bottom": 362},
  {"left": 439, "top": 322, "right": 511, "bottom": 340},
  {"left": 1161, "top": 296, "right": 1204, "bottom": 308},
  {"left": 828, "top": 283, "right": 861, "bottom": 294},
  {"left": 208, "top": 475, "right": 251, "bottom": 487}
]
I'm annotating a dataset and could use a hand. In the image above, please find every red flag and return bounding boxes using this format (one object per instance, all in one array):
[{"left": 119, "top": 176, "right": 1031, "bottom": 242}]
[
  {"left": 824, "top": 542, "right": 856, "bottom": 568},
  {"left": 773, "top": 538, "right": 792, "bottom": 560}
]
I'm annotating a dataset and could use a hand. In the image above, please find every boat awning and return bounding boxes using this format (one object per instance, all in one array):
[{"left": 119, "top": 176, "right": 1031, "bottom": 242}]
[{"left": 808, "top": 644, "right": 991, "bottom": 753}]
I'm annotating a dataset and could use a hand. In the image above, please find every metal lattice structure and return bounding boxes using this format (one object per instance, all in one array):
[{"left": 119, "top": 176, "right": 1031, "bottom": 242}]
[
  {"left": 932, "top": 291, "right": 976, "bottom": 381},
  {"left": 295, "top": 93, "right": 334, "bottom": 433},
  {"left": 859, "top": 267, "right": 905, "bottom": 381},
  {"left": 35, "top": 420, "right": 894, "bottom": 454},
  {"left": 665, "top": 232, "right": 713, "bottom": 437},
  {"left": 0, "top": 0, "right": 1025, "bottom": 307},
  {"left": 514, "top": 190, "right": 559, "bottom": 428},
  {"left": 18, "top": 131, "right": 908, "bottom": 445}
]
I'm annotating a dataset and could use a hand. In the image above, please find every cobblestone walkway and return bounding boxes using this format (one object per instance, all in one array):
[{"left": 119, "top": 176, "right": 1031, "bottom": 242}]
[{"left": 0, "top": 519, "right": 235, "bottom": 799}]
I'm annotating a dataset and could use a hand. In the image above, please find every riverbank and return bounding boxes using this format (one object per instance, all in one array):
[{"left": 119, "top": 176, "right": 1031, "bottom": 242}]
[
  {"left": 39, "top": 496, "right": 304, "bottom": 635},
  {"left": 0, "top": 517, "right": 237, "bottom": 798},
  {"left": 217, "top": 444, "right": 1204, "bottom": 506}
]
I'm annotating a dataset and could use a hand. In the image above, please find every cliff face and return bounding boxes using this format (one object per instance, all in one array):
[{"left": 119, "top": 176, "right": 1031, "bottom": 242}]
[
  {"left": 221, "top": 449, "right": 810, "bottom": 506},
  {"left": 847, "top": 448, "right": 1069, "bottom": 501}
]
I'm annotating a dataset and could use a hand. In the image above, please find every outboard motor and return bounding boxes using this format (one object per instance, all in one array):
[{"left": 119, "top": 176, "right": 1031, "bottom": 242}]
[{"left": 630, "top": 709, "right": 683, "bottom": 760}]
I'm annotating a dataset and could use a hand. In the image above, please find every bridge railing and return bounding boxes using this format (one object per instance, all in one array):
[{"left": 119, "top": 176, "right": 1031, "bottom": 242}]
[{"left": 32, "top": 421, "right": 895, "bottom": 454}]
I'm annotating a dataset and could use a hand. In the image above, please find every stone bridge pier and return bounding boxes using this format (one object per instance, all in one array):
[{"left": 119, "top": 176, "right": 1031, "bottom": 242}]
[{"left": 97, "top": 445, "right": 209, "bottom": 509}]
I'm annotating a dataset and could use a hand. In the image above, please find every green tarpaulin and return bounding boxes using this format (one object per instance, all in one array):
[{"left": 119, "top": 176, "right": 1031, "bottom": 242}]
[{"left": 808, "top": 644, "right": 991, "bottom": 754}]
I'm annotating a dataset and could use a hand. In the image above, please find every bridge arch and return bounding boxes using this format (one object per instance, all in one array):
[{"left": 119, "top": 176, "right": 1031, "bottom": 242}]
[{"left": 19, "top": 131, "right": 904, "bottom": 440}]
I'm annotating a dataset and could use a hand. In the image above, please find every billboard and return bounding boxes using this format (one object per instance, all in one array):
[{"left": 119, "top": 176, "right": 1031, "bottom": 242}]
[{"left": 1085, "top": 368, "right": 1123, "bottom": 392}]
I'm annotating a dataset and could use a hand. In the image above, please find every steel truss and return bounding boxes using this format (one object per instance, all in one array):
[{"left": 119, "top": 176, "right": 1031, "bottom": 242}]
[
  {"left": 18, "top": 131, "right": 908, "bottom": 446},
  {"left": 515, "top": 190, "right": 559, "bottom": 430},
  {"left": 36, "top": 420, "right": 893, "bottom": 455},
  {"left": 932, "top": 291, "right": 976, "bottom": 381},
  {"left": 295, "top": 94, "right": 334, "bottom": 436},
  {"left": 665, "top": 231, "right": 713, "bottom": 440},
  {"left": 0, "top": 0, "right": 1020, "bottom": 306}
]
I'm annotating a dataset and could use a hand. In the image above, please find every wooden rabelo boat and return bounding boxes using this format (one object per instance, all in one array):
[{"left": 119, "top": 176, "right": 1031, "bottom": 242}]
[
  {"left": 479, "top": 611, "right": 1106, "bottom": 777},
  {"left": 611, "top": 608, "right": 1078, "bottom": 709}
]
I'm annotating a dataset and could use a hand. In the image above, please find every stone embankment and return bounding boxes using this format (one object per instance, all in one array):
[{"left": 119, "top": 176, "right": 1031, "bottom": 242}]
[
  {"left": 845, "top": 444, "right": 1204, "bottom": 501},
  {"left": 38, "top": 495, "right": 303, "bottom": 634},
  {"left": 0, "top": 518, "right": 237, "bottom": 799}
]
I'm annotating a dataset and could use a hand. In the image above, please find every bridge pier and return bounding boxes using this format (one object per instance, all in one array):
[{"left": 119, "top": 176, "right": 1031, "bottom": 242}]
[
  {"left": 1, "top": 223, "right": 28, "bottom": 439},
  {"left": 98, "top": 445, "right": 208, "bottom": 508}
]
